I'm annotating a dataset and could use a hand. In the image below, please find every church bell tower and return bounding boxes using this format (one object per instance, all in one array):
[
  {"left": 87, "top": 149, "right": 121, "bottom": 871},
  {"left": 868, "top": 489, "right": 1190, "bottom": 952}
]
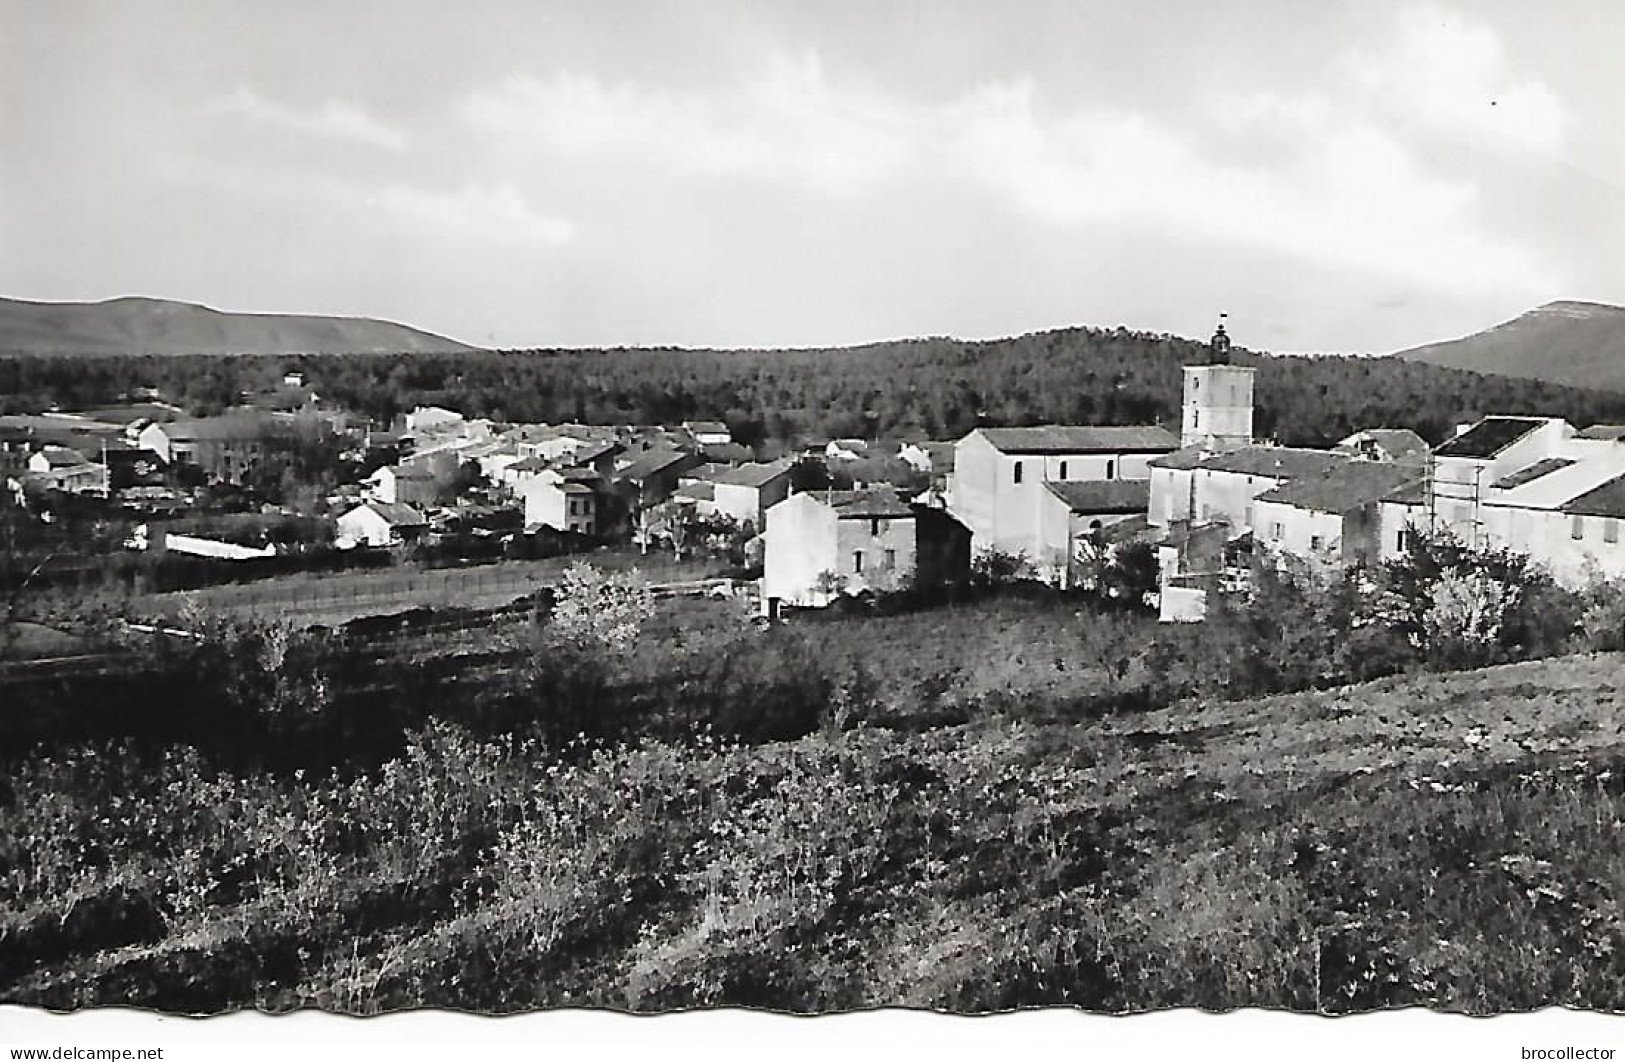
[{"left": 1181, "top": 316, "right": 1256, "bottom": 452}]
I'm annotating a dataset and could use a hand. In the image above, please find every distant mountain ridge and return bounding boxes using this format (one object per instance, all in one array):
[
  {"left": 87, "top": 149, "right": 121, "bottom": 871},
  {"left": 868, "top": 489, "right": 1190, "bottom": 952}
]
[
  {"left": 1396, "top": 300, "right": 1625, "bottom": 393},
  {"left": 0, "top": 296, "right": 474, "bottom": 356}
]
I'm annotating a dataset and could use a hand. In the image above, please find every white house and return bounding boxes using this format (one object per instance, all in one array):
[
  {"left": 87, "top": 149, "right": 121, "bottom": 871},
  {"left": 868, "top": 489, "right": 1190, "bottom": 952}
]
[
  {"left": 949, "top": 424, "right": 1178, "bottom": 563},
  {"left": 674, "top": 459, "right": 794, "bottom": 527},
  {"left": 683, "top": 421, "right": 732, "bottom": 447},
  {"left": 336, "top": 501, "right": 429, "bottom": 547},
  {"left": 25, "top": 446, "right": 107, "bottom": 494},
  {"left": 367, "top": 463, "right": 440, "bottom": 506},
  {"left": 523, "top": 479, "right": 596, "bottom": 534},
  {"left": 1032, "top": 480, "right": 1154, "bottom": 586},
  {"left": 1374, "top": 418, "right": 1625, "bottom": 585},
  {"left": 1250, "top": 460, "right": 1428, "bottom": 571},
  {"left": 763, "top": 489, "right": 946, "bottom": 608}
]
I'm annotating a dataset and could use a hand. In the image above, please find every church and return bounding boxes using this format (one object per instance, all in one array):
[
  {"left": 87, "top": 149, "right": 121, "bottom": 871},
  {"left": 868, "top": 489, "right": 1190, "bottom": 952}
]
[{"left": 1149, "top": 322, "right": 1625, "bottom": 620}]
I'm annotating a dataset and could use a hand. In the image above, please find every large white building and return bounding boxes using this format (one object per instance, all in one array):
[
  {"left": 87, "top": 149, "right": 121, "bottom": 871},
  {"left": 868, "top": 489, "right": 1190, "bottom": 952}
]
[
  {"left": 947, "top": 424, "right": 1178, "bottom": 577},
  {"left": 1379, "top": 417, "right": 1625, "bottom": 586}
]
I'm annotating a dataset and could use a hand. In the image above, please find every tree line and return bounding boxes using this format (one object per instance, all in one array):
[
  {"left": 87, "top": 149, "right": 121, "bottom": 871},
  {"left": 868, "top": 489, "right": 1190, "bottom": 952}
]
[{"left": 5, "top": 326, "right": 1625, "bottom": 446}]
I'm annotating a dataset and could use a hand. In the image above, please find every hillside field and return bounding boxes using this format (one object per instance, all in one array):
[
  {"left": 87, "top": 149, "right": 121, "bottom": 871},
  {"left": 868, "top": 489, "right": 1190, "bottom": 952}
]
[{"left": 4, "top": 638, "right": 1624, "bottom": 1014}]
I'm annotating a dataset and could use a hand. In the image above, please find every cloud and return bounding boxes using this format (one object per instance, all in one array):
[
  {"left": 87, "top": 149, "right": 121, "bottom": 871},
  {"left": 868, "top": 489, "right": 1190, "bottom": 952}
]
[
  {"left": 373, "top": 182, "right": 574, "bottom": 248},
  {"left": 1356, "top": 8, "right": 1570, "bottom": 154},
  {"left": 462, "top": 52, "right": 915, "bottom": 195},
  {"left": 949, "top": 78, "right": 1548, "bottom": 295},
  {"left": 455, "top": 17, "right": 1563, "bottom": 299},
  {"left": 209, "top": 86, "right": 407, "bottom": 151}
]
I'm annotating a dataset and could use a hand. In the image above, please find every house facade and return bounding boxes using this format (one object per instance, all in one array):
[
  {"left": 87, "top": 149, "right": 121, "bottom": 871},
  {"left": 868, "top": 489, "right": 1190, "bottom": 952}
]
[
  {"left": 523, "top": 479, "right": 597, "bottom": 534},
  {"left": 678, "top": 459, "right": 795, "bottom": 527},
  {"left": 763, "top": 488, "right": 967, "bottom": 608},
  {"left": 1033, "top": 480, "right": 1153, "bottom": 585},
  {"left": 336, "top": 501, "right": 429, "bottom": 547},
  {"left": 137, "top": 413, "right": 284, "bottom": 484},
  {"left": 369, "top": 463, "right": 441, "bottom": 506}
]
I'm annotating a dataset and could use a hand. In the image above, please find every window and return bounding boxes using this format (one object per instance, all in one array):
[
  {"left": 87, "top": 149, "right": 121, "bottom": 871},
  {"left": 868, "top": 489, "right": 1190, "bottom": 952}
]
[
  {"left": 1397, "top": 528, "right": 1411, "bottom": 553},
  {"left": 1572, "top": 515, "right": 1586, "bottom": 541},
  {"left": 853, "top": 550, "right": 865, "bottom": 573},
  {"left": 1105, "top": 460, "right": 1115, "bottom": 480},
  {"left": 1059, "top": 461, "right": 1068, "bottom": 479},
  {"left": 1193, "top": 410, "right": 1201, "bottom": 430},
  {"left": 1013, "top": 461, "right": 1023, "bottom": 485},
  {"left": 1607, "top": 518, "right": 1620, "bottom": 544},
  {"left": 870, "top": 518, "right": 881, "bottom": 536},
  {"left": 1193, "top": 378, "right": 1201, "bottom": 392},
  {"left": 883, "top": 549, "right": 896, "bottom": 569},
  {"left": 1310, "top": 535, "right": 1324, "bottom": 550},
  {"left": 1271, "top": 522, "right": 1284, "bottom": 541}
]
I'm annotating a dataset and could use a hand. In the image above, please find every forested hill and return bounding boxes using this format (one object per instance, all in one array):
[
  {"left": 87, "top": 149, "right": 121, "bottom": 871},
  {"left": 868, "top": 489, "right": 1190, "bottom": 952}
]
[
  {"left": 1397, "top": 300, "right": 1625, "bottom": 393},
  {"left": 7, "top": 325, "right": 1625, "bottom": 448},
  {"left": 0, "top": 296, "right": 473, "bottom": 356}
]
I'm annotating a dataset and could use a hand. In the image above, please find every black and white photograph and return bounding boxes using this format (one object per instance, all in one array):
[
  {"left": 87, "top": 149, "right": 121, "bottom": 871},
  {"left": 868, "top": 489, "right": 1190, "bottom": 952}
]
[{"left": 2, "top": 1, "right": 1623, "bottom": 1056}]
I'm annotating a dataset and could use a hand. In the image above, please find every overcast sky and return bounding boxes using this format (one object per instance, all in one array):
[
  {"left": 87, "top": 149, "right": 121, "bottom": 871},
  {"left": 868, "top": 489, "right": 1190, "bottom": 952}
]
[{"left": 2, "top": 0, "right": 1620, "bottom": 352}]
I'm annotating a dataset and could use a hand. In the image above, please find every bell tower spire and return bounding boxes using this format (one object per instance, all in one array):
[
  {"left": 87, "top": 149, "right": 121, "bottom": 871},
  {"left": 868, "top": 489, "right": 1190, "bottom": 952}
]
[{"left": 1180, "top": 314, "right": 1255, "bottom": 452}]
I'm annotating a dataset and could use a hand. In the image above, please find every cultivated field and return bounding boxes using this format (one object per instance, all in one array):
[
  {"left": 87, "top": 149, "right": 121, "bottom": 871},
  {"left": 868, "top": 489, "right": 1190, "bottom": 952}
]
[{"left": 127, "top": 550, "right": 729, "bottom": 627}]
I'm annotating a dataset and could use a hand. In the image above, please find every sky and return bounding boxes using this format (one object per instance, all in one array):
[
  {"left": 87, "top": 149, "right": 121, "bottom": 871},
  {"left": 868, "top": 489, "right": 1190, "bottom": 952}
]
[{"left": 1, "top": 0, "right": 1621, "bottom": 353}]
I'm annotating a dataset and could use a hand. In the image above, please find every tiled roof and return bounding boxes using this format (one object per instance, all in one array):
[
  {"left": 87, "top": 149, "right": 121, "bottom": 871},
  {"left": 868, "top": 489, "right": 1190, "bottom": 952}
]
[
  {"left": 1338, "top": 428, "right": 1430, "bottom": 460},
  {"left": 355, "top": 501, "right": 427, "bottom": 526},
  {"left": 1096, "top": 513, "right": 1153, "bottom": 544},
  {"left": 36, "top": 445, "right": 91, "bottom": 468},
  {"left": 700, "top": 442, "right": 754, "bottom": 464},
  {"left": 684, "top": 420, "right": 728, "bottom": 434},
  {"left": 1492, "top": 458, "right": 1576, "bottom": 490},
  {"left": 713, "top": 459, "right": 794, "bottom": 489},
  {"left": 1194, "top": 446, "right": 1349, "bottom": 480},
  {"left": 1255, "top": 461, "right": 1428, "bottom": 514},
  {"left": 1563, "top": 474, "right": 1625, "bottom": 519},
  {"left": 675, "top": 482, "right": 716, "bottom": 502},
  {"left": 618, "top": 448, "right": 692, "bottom": 481},
  {"left": 1147, "top": 444, "right": 1210, "bottom": 471},
  {"left": 1383, "top": 479, "right": 1430, "bottom": 505},
  {"left": 160, "top": 415, "right": 279, "bottom": 442},
  {"left": 1043, "top": 479, "right": 1150, "bottom": 514},
  {"left": 977, "top": 424, "right": 1178, "bottom": 454},
  {"left": 1434, "top": 417, "right": 1546, "bottom": 459},
  {"left": 1577, "top": 425, "right": 1625, "bottom": 441},
  {"left": 826, "top": 488, "right": 914, "bottom": 519}
]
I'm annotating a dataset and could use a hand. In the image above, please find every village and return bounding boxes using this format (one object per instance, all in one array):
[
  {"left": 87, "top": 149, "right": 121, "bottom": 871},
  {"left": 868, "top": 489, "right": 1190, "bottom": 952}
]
[{"left": 5, "top": 322, "right": 1625, "bottom": 627}]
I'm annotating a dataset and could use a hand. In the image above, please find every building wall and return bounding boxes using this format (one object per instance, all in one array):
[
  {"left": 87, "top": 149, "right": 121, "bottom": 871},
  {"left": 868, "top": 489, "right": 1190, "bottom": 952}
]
[
  {"left": 376, "top": 469, "right": 438, "bottom": 507},
  {"left": 337, "top": 508, "right": 393, "bottom": 547},
  {"left": 763, "top": 493, "right": 840, "bottom": 606},
  {"left": 713, "top": 472, "right": 790, "bottom": 527},
  {"left": 835, "top": 513, "right": 917, "bottom": 594},
  {"left": 951, "top": 430, "right": 1159, "bottom": 560},
  {"left": 523, "top": 482, "right": 595, "bottom": 533},
  {"left": 1252, "top": 500, "right": 1344, "bottom": 565},
  {"left": 1181, "top": 365, "right": 1255, "bottom": 451},
  {"left": 1148, "top": 466, "right": 1196, "bottom": 527},
  {"left": 1193, "top": 468, "right": 1283, "bottom": 529}
]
